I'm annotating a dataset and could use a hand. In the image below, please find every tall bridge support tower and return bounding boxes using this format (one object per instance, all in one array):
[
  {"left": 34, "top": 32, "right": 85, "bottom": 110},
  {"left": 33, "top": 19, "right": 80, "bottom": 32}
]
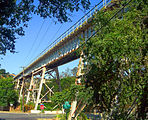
[
  {"left": 17, "top": 66, "right": 61, "bottom": 110},
  {"left": 68, "top": 55, "right": 84, "bottom": 120},
  {"left": 34, "top": 67, "right": 46, "bottom": 110}
]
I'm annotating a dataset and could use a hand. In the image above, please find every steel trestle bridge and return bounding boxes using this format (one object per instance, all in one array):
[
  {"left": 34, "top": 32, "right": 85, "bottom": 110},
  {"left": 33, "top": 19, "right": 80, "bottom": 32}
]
[{"left": 14, "top": 0, "right": 113, "bottom": 116}]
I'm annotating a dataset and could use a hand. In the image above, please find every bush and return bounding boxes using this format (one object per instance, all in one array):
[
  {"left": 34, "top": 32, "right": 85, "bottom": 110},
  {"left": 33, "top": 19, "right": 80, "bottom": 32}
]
[
  {"left": 24, "top": 102, "right": 35, "bottom": 112},
  {"left": 0, "top": 77, "right": 18, "bottom": 107}
]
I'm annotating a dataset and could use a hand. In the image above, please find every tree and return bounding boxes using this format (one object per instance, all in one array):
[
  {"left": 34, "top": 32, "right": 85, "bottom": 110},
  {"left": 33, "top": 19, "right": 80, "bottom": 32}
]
[
  {"left": 0, "top": 0, "right": 90, "bottom": 55},
  {"left": 0, "top": 69, "right": 6, "bottom": 74},
  {"left": 48, "top": 76, "right": 76, "bottom": 92},
  {"left": 51, "top": 81, "right": 91, "bottom": 108},
  {"left": 61, "top": 68, "right": 72, "bottom": 78},
  {"left": 0, "top": 77, "right": 18, "bottom": 107},
  {"left": 71, "top": 67, "right": 78, "bottom": 76},
  {"left": 0, "top": 68, "right": 9, "bottom": 78},
  {"left": 81, "top": 0, "right": 147, "bottom": 119}
]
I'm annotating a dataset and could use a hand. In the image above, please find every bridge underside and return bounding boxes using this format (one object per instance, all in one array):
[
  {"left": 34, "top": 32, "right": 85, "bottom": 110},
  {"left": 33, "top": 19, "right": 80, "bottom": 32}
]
[
  {"left": 14, "top": 0, "right": 115, "bottom": 113},
  {"left": 19, "top": 50, "right": 79, "bottom": 80},
  {"left": 46, "top": 50, "right": 79, "bottom": 74},
  {"left": 15, "top": 50, "right": 82, "bottom": 110}
]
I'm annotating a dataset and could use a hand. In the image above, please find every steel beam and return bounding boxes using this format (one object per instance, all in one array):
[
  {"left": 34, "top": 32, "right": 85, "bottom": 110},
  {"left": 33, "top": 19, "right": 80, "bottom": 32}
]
[
  {"left": 16, "top": 79, "right": 20, "bottom": 89},
  {"left": 26, "top": 73, "right": 34, "bottom": 104},
  {"left": 18, "top": 80, "right": 24, "bottom": 102},
  {"left": 35, "top": 67, "right": 46, "bottom": 110},
  {"left": 54, "top": 67, "right": 62, "bottom": 92}
]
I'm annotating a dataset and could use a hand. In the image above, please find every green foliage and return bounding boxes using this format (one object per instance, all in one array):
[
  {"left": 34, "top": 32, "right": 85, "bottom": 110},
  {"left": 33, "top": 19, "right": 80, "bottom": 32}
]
[
  {"left": 56, "top": 112, "right": 90, "bottom": 120},
  {"left": 0, "top": 69, "right": 6, "bottom": 74},
  {"left": 78, "top": 112, "right": 90, "bottom": 120},
  {"left": 56, "top": 114, "right": 68, "bottom": 120},
  {"left": 50, "top": 72, "right": 93, "bottom": 118},
  {"left": 24, "top": 102, "right": 35, "bottom": 112},
  {"left": 40, "top": 76, "right": 80, "bottom": 111},
  {"left": 48, "top": 76, "right": 75, "bottom": 92},
  {"left": 0, "top": 77, "right": 18, "bottom": 107},
  {"left": 0, "top": 0, "right": 90, "bottom": 55},
  {"left": 20, "top": 98, "right": 23, "bottom": 110},
  {"left": 81, "top": 0, "right": 147, "bottom": 119},
  {"left": 0, "top": 69, "right": 10, "bottom": 78},
  {"left": 43, "top": 102, "right": 56, "bottom": 111},
  {"left": 51, "top": 84, "right": 78, "bottom": 105},
  {"left": 51, "top": 83, "right": 93, "bottom": 110}
]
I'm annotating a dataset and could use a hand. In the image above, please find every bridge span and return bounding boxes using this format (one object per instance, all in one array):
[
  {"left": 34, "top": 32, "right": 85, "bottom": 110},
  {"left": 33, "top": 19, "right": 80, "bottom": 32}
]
[{"left": 14, "top": 0, "right": 111, "bottom": 111}]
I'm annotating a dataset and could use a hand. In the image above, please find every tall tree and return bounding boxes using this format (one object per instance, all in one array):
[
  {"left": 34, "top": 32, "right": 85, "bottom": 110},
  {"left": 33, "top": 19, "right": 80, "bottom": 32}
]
[
  {"left": 0, "top": 0, "right": 90, "bottom": 55},
  {"left": 81, "top": 0, "right": 147, "bottom": 119},
  {"left": 0, "top": 77, "right": 18, "bottom": 107}
]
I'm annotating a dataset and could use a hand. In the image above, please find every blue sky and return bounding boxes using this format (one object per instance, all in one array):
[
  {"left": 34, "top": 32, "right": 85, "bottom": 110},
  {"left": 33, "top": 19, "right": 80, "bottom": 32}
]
[{"left": 0, "top": 0, "right": 100, "bottom": 75}]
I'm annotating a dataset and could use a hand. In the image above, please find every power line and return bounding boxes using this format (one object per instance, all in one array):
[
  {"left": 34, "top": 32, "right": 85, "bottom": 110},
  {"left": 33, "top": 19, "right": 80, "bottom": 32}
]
[
  {"left": 23, "top": 0, "right": 109, "bottom": 67},
  {"left": 24, "top": 19, "right": 46, "bottom": 66},
  {"left": 30, "top": 20, "right": 53, "bottom": 60},
  {"left": 26, "top": 23, "right": 63, "bottom": 66},
  {"left": 27, "top": 19, "right": 52, "bottom": 63},
  {"left": 41, "top": 23, "right": 63, "bottom": 55},
  {"left": 49, "top": 23, "right": 63, "bottom": 44}
]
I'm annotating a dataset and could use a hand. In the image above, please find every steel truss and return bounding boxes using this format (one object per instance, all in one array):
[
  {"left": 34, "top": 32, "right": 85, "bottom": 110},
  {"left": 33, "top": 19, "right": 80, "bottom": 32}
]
[{"left": 17, "top": 66, "right": 61, "bottom": 110}]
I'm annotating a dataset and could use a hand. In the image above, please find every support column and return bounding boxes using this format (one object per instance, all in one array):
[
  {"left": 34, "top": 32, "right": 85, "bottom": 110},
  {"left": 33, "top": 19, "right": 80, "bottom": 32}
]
[
  {"left": 18, "top": 79, "right": 24, "bottom": 102},
  {"left": 55, "top": 67, "right": 62, "bottom": 92},
  {"left": 16, "top": 79, "right": 20, "bottom": 89},
  {"left": 34, "top": 67, "right": 46, "bottom": 110},
  {"left": 26, "top": 73, "right": 34, "bottom": 104},
  {"left": 70, "top": 100, "right": 77, "bottom": 118},
  {"left": 75, "top": 55, "right": 84, "bottom": 85},
  {"left": 69, "top": 54, "right": 84, "bottom": 120}
]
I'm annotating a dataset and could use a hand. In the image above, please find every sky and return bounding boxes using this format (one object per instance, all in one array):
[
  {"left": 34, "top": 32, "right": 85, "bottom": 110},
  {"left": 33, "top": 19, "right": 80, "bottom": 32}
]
[{"left": 0, "top": 0, "right": 100, "bottom": 75}]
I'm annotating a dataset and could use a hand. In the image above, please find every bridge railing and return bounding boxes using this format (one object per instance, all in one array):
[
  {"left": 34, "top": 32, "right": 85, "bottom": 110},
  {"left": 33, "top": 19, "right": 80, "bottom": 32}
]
[
  {"left": 30, "top": 0, "right": 110, "bottom": 65},
  {"left": 15, "top": 0, "right": 111, "bottom": 79}
]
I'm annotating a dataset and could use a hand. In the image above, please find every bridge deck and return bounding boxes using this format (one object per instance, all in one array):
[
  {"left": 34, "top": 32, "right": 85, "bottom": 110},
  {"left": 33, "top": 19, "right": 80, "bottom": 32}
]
[{"left": 14, "top": 0, "right": 111, "bottom": 80}]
